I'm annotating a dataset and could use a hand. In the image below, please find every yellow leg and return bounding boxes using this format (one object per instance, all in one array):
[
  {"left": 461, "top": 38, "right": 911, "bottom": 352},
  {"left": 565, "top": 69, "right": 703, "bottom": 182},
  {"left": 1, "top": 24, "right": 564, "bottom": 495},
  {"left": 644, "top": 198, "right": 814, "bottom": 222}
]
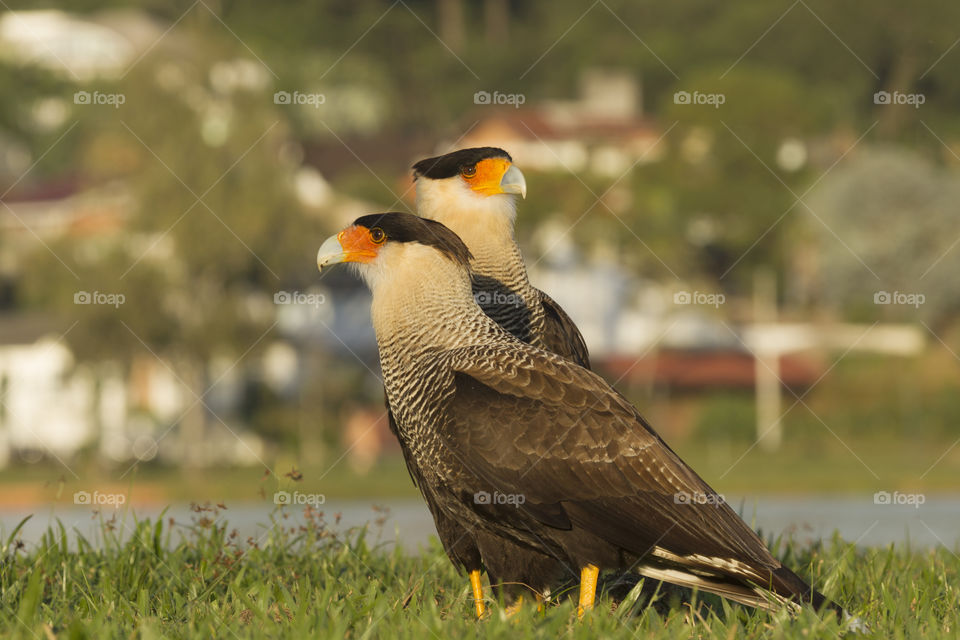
[
  {"left": 506, "top": 592, "right": 545, "bottom": 617},
  {"left": 469, "top": 569, "right": 486, "bottom": 618},
  {"left": 577, "top": 564, "right": 600, "bottom": 619},
  {"left": 504, "top": 594, "right": 524, "bottom": 618}
]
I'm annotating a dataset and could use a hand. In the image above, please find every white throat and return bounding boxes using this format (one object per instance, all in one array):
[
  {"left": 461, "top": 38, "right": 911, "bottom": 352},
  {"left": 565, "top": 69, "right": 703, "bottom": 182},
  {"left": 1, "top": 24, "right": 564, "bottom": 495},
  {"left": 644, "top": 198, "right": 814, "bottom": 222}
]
[
  {"left": 363, "top": 243, "right": 487, "bottom": 352},
  {"left": 415, "top": 178, "right": 523, "bottom": 281}
]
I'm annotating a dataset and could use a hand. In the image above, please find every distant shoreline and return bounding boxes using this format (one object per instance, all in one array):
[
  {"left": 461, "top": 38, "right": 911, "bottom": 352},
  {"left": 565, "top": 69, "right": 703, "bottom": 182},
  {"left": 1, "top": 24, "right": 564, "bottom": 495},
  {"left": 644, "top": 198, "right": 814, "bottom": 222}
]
[{"left": 2, "top": 496, "right": 958, "bottom": 550}]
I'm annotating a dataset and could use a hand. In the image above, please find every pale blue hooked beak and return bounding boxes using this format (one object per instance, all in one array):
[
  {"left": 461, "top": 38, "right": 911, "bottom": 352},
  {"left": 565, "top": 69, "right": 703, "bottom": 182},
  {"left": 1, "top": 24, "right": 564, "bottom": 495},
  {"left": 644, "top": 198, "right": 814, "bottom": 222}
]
[{"left": 500, "top": 164, "right": 527, "bottom": 199}]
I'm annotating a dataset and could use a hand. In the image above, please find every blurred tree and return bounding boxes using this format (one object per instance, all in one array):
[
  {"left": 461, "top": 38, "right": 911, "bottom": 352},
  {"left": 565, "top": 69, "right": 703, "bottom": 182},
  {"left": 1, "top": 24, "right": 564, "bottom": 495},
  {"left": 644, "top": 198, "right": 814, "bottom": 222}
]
[
  {"left": 0, "top": 64, "right": 77, "bottom": 187},
  {"left": 6, "top": 0, "right": 960, "bottom": 470},
  {"left": 805, "top": 147, "right": 960, "bottom": 326},
  {"left": 20, "top": 30, "right": 322, "bottom": 463}
]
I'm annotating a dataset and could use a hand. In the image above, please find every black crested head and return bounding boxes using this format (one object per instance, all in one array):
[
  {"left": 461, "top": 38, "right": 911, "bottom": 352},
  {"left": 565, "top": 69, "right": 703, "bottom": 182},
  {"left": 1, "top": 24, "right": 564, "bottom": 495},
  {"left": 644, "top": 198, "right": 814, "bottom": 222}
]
[
  {"left": 412, "top": 147, "right": 512, "bottom": 180},
  {"left": 352, "top": 212, "right": 473, "bottom": 267}
]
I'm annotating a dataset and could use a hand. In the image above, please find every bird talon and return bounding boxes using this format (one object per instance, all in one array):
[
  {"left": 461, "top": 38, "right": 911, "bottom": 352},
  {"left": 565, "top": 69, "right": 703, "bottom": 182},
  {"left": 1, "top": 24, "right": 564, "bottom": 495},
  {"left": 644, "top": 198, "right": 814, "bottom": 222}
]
[{"left": 502, "top": 594, "right": 525, "bottom": 619}]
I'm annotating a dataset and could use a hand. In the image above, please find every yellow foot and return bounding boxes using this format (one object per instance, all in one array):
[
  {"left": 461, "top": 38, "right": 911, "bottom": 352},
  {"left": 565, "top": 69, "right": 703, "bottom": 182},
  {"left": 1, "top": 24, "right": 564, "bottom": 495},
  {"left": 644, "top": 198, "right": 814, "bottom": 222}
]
[
  {"left": 503, "top": 594, "right": 524, "bottom": 618},
  {"left": 577, "top": 564, "right": 600, "bottom": 619},
  {"left": 469, "top": 569, "right": 486, "bottom": 619}
]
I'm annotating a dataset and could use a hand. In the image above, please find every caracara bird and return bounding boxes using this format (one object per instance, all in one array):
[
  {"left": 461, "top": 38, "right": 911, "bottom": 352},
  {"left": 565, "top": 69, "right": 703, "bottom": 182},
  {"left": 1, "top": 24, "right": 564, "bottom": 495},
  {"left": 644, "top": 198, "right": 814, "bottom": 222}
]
[
  {"left": 413, "top": 147, "right": 589, "bottom": 368},
  {"left": 411, "top": 147, "right": 587, "bottom": 609},
  {"left": 316, "top": 212, "right": 851, "bottom": 624}
]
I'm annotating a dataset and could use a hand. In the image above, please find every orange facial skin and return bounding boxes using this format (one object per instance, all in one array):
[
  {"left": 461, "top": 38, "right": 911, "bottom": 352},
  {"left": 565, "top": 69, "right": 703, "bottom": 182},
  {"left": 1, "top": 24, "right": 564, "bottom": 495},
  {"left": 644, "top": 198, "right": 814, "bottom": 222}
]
[
  {"left": 461, "top": 157, "right": 512, "bottom": 196},
  {"left": 336, "top": 225, "right": 384, "bottom": 263}
]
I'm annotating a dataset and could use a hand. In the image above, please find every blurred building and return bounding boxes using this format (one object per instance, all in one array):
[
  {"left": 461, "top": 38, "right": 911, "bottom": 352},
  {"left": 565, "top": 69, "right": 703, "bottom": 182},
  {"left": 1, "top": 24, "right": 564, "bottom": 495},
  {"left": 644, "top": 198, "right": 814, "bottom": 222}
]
[
  {"left": 0, "top": 311, "right": 274, "bottom": 469},
  {"left": 458, "top": 69, "right": 664, "bottom": 176},
  {"left": 0, "top": 314, "right": 101, "bottom": 467},
  {"left": 0, "top": 9, "right": 166, "bottom": 80}
]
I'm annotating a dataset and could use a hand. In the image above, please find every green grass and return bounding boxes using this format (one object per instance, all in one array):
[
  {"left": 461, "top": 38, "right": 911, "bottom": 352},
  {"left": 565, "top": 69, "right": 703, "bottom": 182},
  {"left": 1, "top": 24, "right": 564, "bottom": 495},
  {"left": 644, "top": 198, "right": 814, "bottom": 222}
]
[{"left": 1, "top": 507, "right": 957, "bottom": 639}]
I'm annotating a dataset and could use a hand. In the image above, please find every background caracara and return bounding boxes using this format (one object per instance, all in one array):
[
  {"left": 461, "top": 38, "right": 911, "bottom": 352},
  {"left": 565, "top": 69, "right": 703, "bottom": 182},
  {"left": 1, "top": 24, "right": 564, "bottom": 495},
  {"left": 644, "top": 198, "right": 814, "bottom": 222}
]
[{"left": 412, "top": 147, "right": 591, "bottom": 608}]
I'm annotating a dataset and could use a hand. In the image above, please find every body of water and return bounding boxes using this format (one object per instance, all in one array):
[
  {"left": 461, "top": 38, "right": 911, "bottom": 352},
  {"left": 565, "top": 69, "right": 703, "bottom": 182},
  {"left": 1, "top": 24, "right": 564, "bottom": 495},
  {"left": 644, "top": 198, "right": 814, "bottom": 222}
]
[{"left": 1, "top": 495, "right": 957, "bottom": 551}]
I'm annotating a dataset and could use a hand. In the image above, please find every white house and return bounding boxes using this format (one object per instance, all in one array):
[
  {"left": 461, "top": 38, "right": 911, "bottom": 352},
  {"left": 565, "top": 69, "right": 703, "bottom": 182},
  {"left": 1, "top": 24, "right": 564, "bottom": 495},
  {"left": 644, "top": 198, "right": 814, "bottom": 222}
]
[{"left": 0, "top": 315, "right": 100, "bottom": 468}]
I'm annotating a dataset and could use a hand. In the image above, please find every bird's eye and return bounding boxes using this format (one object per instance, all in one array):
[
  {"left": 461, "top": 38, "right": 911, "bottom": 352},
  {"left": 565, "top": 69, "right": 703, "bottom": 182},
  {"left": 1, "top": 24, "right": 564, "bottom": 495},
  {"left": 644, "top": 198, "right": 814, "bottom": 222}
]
[
  {"left": 370, "top": 227, "right": 386, "bottom": 244},
  {"left": 461, "top": 164, "right": 477, "bottom": 178}
]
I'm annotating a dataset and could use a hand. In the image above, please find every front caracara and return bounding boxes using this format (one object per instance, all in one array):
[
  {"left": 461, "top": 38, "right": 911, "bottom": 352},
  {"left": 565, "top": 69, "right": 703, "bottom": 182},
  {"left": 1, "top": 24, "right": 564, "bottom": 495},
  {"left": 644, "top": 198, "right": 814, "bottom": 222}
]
[{"left": 316, "top": 212, "right": 850, "bottom": 624}]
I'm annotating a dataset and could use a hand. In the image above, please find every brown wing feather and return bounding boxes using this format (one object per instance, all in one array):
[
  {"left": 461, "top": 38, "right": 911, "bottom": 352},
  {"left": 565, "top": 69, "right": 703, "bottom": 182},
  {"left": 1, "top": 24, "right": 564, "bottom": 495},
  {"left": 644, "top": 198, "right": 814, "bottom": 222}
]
[
  {"left": 537, "top": 290, "right": 591, "bottom": 369},
  {"left": 440, "top": 345, "right": 777, "bottom": 570}
]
